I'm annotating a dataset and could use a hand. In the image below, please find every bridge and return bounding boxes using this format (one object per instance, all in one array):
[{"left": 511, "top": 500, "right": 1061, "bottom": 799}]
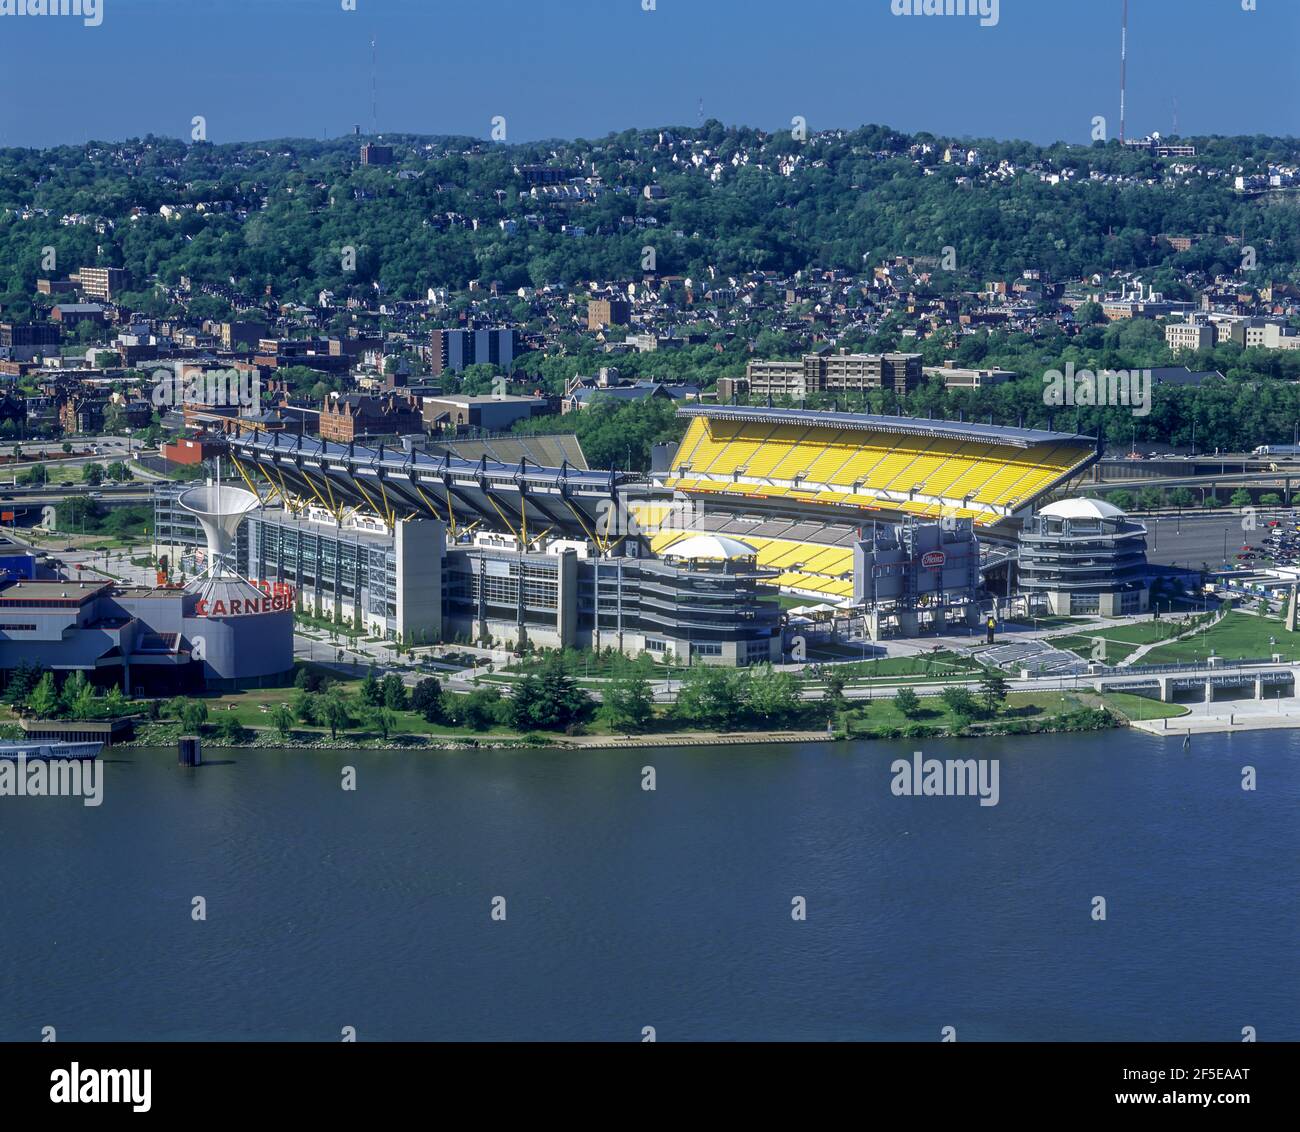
[
  {"left": 1080, "top": 457, "right": 1300, "bottom": 503},
  {"left": 1093, "top": 661, "right": 1296, "bottom": 703}
]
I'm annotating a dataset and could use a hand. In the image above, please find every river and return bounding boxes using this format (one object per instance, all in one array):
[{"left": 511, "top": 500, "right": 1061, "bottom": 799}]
[{"left": 1, "top": 729, "right": 1295, "bottom": 1041}]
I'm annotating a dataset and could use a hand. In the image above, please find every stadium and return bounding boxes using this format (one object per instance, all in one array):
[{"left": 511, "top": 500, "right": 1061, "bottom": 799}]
[{"left": 149, "top": 407, "right": 1105, "bottom": 664}]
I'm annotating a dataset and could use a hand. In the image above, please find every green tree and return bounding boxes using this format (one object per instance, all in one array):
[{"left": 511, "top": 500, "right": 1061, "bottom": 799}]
[
  {"left": 272, "top": 703, "right": 295, "bottom": 739},
  {"left": 674, "top": 665, "right": 744, "bottom": 729},
  {"left": 294, "top": 688, "right": 322, "bottom": 725},
  {"left": 367, "top": 706, "right": 397, "bottom": 739},
  {"left": 180, "top": 701, "right": 209, "bottom": 732},
  {"left": 25, "top": 672, "right": 60, "bottom": 718},
  {"left": 4, "top": 661, "right": 43, "bottom": 705},
  {"left": 744, "top": 664, "right": 801, "bottom": 725},
  {"left": 381, "top": 673, "right": 408, "bottom": 711},
  {"left": 360, "top": 665, "right": 383, "bottom": 707},
  {"left": 321, "top": 688, "right": 352, "bottom": 740},
  {"left": 411, "top": 677, "right": 444, "bottom": 723},
  {"left": 1136, "top": 487, "right": 1164, "bottom": 512},
  {"left": 81, "top": 462, "right": 105, "bottom": 486},
  {"left": 102, "top": 684, "right": 126, "bottom": 717},
  {"left": 212, "top": 713, "right": 248, "bottom": 744},
  {"left": 1168, "top": 486, "right": 1195, "bottom": 512},
  {"left": 893, "top": 687, "right": 921, "bottom": 719},
  {"left": 1229, "top": 488, "right": 1252, "bottom": 509},
  {"left": 822, "top": 667, "right": 849, "bottom": 714},
  {"left": 940, "top": 685, "right": 980, "bottom": 722},
  {"left": 447, "top": 687, "right": 503, "bottom": 731},
  {"left": 979, "top": 670, "right": 1010, "bottom": 716},
  {"left": 61, "top": 671, "right": 96, "bottom": 718},
  {"left": 600, "top": 662, "right": 655, "bottom": 733},
  {"left": 509, "top": 654, "right": 595, "bottom": 732}
]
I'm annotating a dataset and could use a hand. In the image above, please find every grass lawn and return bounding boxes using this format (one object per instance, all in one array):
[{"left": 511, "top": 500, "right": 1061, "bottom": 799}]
[
  {"left": 1051, "top": 634, "right": 1141, "bottom": 663},
  {"left": 187, "top": 674, "right": 527, "bottom": 741},
  {"left": 816, "top": 651, "right": 985, "bottom": 683},
  {"left": 1100, "top": 692, "right": 1189, "bottom": 721},
  {"left": 1142, "top": 612, "right": 1300, "bottom": 665},
  {"left": 843, "top": 690, "right": 1094, "bottom": 736},
  {"left": 1050, "top": 619, "right": 1188, "bottom": 664},
  {"left": 1008, "top": 614, "right": 1091, "bottom": 630},
  {"left": 776, "top": 593, "right": 812, "bottom": 611}
]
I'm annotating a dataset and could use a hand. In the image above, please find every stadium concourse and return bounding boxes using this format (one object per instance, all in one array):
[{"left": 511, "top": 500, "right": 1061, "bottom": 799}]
[{"left": 640, "top": 405, "right": 1101, "bottom": 604}]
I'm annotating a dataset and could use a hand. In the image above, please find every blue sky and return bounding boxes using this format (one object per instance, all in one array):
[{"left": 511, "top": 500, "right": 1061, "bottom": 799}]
[{"left": 0, "top": 0, "right": 1295, "bottom": 148}]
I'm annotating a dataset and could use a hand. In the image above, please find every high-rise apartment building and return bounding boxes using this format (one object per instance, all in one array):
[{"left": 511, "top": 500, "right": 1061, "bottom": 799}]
[
  {"left": 430, "top": 328, "right": 517, "bottom": 375},
  {"left": 745, "top": 352, "right": 924, "bottom": 398}
]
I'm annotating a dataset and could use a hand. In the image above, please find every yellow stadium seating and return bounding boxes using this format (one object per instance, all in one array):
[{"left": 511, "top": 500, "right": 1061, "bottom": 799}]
[{"left": 664, "top": 416, "right": 1092, "bottom": 526}]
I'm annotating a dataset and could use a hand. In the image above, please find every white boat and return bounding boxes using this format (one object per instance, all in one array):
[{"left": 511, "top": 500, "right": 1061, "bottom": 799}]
[{"left": 0, "top": 741, "right": 102, "bottom": 760}]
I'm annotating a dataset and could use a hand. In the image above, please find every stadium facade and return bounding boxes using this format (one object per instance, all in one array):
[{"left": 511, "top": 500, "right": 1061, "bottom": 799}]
[{"left": 145, "top": 409, "right": 1112, "bottom": 663}]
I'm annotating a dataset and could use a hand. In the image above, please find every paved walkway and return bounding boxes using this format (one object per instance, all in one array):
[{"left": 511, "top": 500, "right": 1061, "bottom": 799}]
[{"left": 1129, "top": 694, "right": 1300, "bottom": 736}]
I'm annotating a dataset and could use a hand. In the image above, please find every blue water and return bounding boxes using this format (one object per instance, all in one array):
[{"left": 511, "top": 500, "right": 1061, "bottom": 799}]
[{"left": 0, "top": 730, "right": 1295, "bottom": 1041}]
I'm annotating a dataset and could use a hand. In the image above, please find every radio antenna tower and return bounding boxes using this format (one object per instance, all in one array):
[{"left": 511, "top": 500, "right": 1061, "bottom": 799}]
[
  {"left": 1119, "top": 0, "right": 1128, "bottom": 144},
  {"left": 370, "top": 36, "right": 378, "bottom": 135}
]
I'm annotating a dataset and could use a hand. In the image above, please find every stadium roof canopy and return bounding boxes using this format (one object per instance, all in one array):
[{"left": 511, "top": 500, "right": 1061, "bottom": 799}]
[
  {"left": 662, "top": 534, "right": 758, "bottom": 561},
  {"left": 227, "top": 430, "right": 642, "bottom": 547},
  {"left": 1040, "top": 497, "right": 1127, "bottom": 520},
  {"left": 678, "top": 405, "right": 1092, "bottom": 450}
]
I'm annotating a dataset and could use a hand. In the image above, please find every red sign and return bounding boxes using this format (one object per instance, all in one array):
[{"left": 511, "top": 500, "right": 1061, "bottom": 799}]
[
  {"left": 195, "top": 593, "right": 294, "bottom": 618},
  {"left": 194, "top": 582, "right": 296, "bottom": 618},
  {"left": 921, "top": 550, "right": 947, "bottom": 568}
]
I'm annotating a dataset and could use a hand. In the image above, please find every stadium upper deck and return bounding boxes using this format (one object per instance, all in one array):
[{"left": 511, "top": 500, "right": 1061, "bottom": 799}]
[
  {"left": 664, "top": 406, "right": 1098, "bottom": 526},
  {"left": 227, "top": 430, "right": 638, "bottom": 546}
]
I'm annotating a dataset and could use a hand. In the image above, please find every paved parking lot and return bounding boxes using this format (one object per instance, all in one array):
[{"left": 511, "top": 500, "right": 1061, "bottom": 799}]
[{"left": 1144, "top": 511, "right": 1280, "bottom": 571}]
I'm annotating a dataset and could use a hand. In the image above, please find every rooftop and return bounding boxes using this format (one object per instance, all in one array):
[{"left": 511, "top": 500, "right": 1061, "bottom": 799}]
[
  {"left": 678, "top": 405, "right": 1091, "bottom": 449},
  {"left": 0, "top": 578, "right": 111, "bottom": 604}
]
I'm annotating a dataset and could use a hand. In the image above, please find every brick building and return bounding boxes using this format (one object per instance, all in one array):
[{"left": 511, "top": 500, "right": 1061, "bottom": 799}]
[{"left": 319, "top": 392, "right": 423, "bottom": 443}]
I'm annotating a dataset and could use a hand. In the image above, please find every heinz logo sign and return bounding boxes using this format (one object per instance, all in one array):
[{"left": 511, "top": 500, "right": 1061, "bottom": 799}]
[{"left": 921, "top": 550, "right": 946, "bottom": 568}]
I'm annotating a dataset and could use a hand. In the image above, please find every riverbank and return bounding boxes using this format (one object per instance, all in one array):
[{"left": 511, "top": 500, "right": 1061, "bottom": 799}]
[{"left": 117, "top": 699, "right": 1120, "bottom": 751}]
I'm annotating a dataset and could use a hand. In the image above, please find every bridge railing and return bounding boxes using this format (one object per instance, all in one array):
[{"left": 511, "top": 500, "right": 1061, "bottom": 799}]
[{"left": 1090, "top": 656, "right": 1290, "bottom": 678}]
